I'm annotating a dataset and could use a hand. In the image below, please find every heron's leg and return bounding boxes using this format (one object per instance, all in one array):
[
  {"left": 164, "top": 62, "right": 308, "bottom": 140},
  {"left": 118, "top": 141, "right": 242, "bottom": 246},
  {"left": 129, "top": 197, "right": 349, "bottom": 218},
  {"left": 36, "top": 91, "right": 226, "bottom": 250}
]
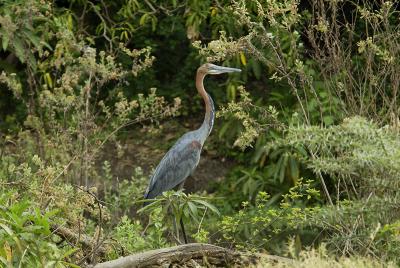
[
  {"left": 174, "top": 179, "right": 188, "bottom": 244},
  {"left": 180, "top": 218, "right": 188, "bottom": 244},
  {"left": 175, "top": 180, "right": 185, "bottom": 191}
]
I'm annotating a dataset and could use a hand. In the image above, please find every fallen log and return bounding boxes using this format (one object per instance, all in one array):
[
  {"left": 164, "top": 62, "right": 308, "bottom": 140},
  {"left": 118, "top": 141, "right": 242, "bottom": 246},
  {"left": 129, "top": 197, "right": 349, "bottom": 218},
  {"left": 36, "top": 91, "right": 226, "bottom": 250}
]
[{"left": 93, "top": 243, "right": 257, "bottom": 268}]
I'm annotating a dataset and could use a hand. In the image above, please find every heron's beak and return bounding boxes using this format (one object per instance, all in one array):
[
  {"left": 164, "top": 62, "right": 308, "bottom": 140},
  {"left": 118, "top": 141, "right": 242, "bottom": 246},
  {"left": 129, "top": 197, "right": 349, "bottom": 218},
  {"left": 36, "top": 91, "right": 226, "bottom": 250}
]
[{"left": 208, "top": 64, "right": 241, "bottom": 75}]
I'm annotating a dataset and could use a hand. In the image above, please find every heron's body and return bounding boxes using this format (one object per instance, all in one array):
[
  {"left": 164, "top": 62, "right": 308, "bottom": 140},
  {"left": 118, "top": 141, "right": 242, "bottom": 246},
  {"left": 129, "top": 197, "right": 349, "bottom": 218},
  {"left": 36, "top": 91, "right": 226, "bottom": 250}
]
[
  {"left": 144, "top": 63, "right": 240, "bottom": 202},
  {"left": 144, "top": 95, "right": 214, "bottom": 199}
]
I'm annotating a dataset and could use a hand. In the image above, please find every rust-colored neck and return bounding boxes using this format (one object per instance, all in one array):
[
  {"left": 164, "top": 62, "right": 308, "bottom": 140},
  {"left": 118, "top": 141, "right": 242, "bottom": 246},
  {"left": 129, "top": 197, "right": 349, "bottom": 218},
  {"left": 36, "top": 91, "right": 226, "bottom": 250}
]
[
  {"left": 196, "top": 71, "right": 211, "bottom": 118},
  {"left": 196, "top": 70, "right": 214, "bottom": 140}
]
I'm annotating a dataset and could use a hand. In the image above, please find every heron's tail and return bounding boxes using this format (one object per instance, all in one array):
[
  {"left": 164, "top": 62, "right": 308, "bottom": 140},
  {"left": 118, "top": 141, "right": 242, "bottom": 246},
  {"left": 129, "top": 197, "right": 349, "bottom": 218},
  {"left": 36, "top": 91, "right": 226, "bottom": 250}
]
[{"left": 142, "top": 189, "right": 156, "bottom": 207}]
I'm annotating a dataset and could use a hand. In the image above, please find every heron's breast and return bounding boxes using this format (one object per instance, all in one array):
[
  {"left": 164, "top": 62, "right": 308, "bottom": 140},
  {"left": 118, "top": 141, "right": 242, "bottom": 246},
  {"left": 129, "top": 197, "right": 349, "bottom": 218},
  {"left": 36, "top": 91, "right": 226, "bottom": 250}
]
[{"left": 190, "top": 140, "right": 202, "bottom": 149}]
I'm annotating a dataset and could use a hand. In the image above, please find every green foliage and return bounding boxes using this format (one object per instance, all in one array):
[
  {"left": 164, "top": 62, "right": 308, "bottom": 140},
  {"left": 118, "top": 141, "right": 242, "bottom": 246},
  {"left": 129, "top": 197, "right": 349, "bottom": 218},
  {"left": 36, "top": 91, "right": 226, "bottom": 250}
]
[
  {"left": 0, "top": 0, "right": 52, "bottom": 71},
  {"left": 103, "top": 163, "right": 147, "bottom": 218},
  {"left": 216, "top": 116, "right": 400, "bottom": 263},
  {"left": 269, "top": 117, "right": 400, "bottom": 197},
  {"left": 0, "top": 193, "right": 76, "bottom": 267},
  {"left": 266, "top": 117, "right": 400, "bottom": 262},
  {"left": 220, "top": 179, "right": 320, "bottom": 253},
  {"left": 217, "top": 86, "right": 281, "bottom": 150},
  {"left": 257, "top": 243, "right": 396, "bottom": 267},
  {"left": 108, "top": 213, "right": 168, "bottom": 259},
  {"left": 139, "top": 190, "right": 219, "bottom": 243}
]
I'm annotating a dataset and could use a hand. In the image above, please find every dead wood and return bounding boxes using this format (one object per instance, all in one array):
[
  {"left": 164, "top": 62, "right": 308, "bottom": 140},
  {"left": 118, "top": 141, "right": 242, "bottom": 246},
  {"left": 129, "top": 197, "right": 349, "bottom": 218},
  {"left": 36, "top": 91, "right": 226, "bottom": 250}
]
[{"left": 93, "top": 243, "right": 258, "bottom": 268}]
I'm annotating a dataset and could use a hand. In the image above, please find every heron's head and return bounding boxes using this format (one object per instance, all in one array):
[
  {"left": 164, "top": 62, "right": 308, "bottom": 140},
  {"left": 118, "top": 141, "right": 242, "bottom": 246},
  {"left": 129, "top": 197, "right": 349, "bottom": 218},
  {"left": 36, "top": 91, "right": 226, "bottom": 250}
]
[{"left": 198, "top": 63, "right": 241, "bottom": 75}]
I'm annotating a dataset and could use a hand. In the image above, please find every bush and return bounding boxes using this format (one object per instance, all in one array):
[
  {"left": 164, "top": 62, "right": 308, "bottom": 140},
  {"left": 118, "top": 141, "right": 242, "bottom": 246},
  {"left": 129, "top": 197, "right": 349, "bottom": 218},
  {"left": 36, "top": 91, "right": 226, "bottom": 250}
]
[{"left": 0, "top": 192, "right": 75, "bottom": 267}]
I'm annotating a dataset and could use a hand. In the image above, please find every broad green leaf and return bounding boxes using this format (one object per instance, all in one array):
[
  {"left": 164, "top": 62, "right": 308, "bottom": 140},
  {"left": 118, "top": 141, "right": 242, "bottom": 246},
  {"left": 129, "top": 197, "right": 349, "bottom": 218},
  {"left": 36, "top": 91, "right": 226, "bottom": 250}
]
[
  {"left": 137, "top": 199, "right": 160, "bottom": 213},
  {"left": 23, "top": 30, "right": 41, "bottom": 50},
  {"left": 192, "top": 200, "right": 219, "bottom": 215},
  {"left": 187, "top": 201, "right": 198, "bottom": 218},
  {"left": 240, "top": 52, "right": 247, "bottom": 66},
  {"left": 273, "top": 156, "right": 283, "bottom": 180},
  {"left": 270, "top": 148, "right": 283, "bottom": 159},
  {"left": 218, "top": 120, "right": 231, "bottom": 139},
  {"left": 279, "top": 154, "right": 288, "bottom": 183},
  {"left": 139, "top": 13, "right": 149, "bottom": 26},
  {"left": 2, "top": 35, "right": 9, "bottom": 51},
  {"left": 183, "top": 207, "right": 190, "bottom": 219},
  {"left": 18, "top": 248, "right": 27, "bottom": 268},
  {"left": 27, "top": 52, "right": 37, "bottom": 71},
  {"left": 251, "top": 59, "right": 261, "bottom": 80},
  {"left": 0, "top": 223, "right": 23, "bottom": 252},
  {"left": 289, "top": 157, "right": 299, "bottom": 183},
  {"left": 67, "top": 13, "right": 74, "bottom": 30},
  {"left": 44, "top": 73, "right": 53, "bottom": 88},
  {"left": 151, "top": 16, "right": 157, "bottom": 31},
  {"left": 13, "top": 37, "right": 25, "bottom": 63},
  {"left": 0, "top": 256, "right": 10, "bottom": 267}
]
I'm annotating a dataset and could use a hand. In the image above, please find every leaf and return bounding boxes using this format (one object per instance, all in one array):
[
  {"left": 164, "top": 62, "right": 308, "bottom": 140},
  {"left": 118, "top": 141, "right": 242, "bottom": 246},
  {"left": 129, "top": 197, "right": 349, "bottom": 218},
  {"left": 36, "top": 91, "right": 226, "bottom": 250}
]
[
  {"left": 183, "top": 207, "right": 190, "bottom": 219},
  {"left": 0, "top": 256, "right": 10, "bottom": 267},
  {"left": 289, "top": 157, "right": 299, "bottom": 184},
  {"left": 27, "top": 52, "right": 37, "bottom": 71},
  {"left": 139, "top": 13, "right": 149, "bottom": 26},
  {"left": 45, "top": 73, "right": 53, "bottom": 88},
  {"left": 279, "top": 154, "right": 288, "bottom": 183},
  {"left": 120, "top": 31, "right": 129, "bottom": 41},
  {"left": 186, "top": 14, "right": 195, "bottom": 25},
  {"left": 12, "top": 37, "right": 25, "bottom": 63},
  {"left": 270, "top": 148, "right": 283, "bottom": 159},
  {"left": 0, "top": 223, "right": 22, "bottom": 252},
  {"left": 131, "top": 0, "right": 140, "bottom": 11},
  {"left": 323, "top": 115, "right": 334, "bottom": 126},
  {"left": 187, "top": 201, "right": 198, "bottom": 218},
  {"left": 4, "top": 241, "right": 11, "bottom": 263},
  {"left": 192, "top": 200, "right": 220, "bottom": 216},
  {"left": 227, "top": 84, "right": 236, "bottom": 101},
  {"left": 23, "top": 30, "right": 41, "bottom": 50},
  {"left": 67, "top": 13, "right": 74, "bottom": 30},
  {"left": 137, "top": 199, "right": 160, "bottom": 213},
  {"left": 251, "top": 59, "right": 261, "bottom": 80},
  {"left": 210, "top": 7, "right": 217, "bottom": 17},
  {"left": 273, "top": 156, "right": 283, "bottom": 180},
  {"left": 240, "top": 52, "right": 247, "bottom": 66},
  {"left": 95, "top": 23, "right": 104, "bottom": 36},
  {"left": 18, "top": 248, "right": 27, "bottom": 268},
  {"left": 218, "top": 121, "right": 231, "bottom": 139},
  {"left": 151, "top": 16, "right": 157, "bottom": 32},
  {"left": 2, "top": 35, "right": 9, "bottom": 51},
  {"left": 295, "top": 145, "right": 308, "bottom": 157}
]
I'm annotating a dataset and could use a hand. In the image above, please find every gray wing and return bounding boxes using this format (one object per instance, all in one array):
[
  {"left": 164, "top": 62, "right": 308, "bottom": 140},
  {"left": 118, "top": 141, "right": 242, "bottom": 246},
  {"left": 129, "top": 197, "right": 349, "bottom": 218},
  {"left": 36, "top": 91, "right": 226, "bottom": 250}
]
[{"left": 144, "top": 140, "right": 202, "bottom": 199}]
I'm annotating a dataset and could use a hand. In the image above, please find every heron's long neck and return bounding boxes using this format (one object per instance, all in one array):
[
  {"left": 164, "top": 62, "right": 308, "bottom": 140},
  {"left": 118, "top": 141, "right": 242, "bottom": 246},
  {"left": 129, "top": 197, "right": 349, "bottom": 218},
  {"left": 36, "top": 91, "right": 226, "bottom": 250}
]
[{"left": 196, "top": 72, "right": 215, "bottom": 144}]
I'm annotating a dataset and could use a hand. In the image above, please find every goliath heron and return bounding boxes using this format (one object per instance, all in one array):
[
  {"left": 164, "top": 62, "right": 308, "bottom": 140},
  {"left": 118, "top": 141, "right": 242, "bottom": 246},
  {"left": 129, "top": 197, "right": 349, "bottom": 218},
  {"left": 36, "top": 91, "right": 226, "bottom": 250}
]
[{"left": 143, "top": 63, "right": 241, "bottom": 242}]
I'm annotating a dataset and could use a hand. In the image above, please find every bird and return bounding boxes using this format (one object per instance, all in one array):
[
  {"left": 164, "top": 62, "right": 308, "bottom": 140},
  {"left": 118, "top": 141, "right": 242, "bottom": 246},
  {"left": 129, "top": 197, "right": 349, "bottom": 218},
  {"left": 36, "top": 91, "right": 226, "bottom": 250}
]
[{"left": 143, "top": 63, "right": 241, "bottom": 242}]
